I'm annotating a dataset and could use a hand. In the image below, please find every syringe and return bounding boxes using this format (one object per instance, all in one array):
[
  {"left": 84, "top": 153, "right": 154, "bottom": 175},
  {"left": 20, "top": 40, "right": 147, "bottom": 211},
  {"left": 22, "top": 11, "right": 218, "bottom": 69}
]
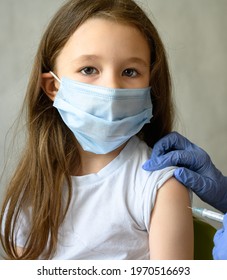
[{"left": 190, "top": 207, "right": 224, "bottom": 223}]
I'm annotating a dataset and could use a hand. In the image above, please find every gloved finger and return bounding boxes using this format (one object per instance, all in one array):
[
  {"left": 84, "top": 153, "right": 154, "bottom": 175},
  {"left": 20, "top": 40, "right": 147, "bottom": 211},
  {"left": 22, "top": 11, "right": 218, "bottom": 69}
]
[
  {"left": 212, "top": 247, "right": 221, "bottom": 260},
  {"left": 142, "top": 150, "right": 196, "bottom": 171},
  {"left": 213, "top": 228, "right": 224, "bottom": 244},
  {"left": 142, "top": 159, "right": 157, "bottom": 171},
  {"left": 151, "top": 131, "right": 192, "bottom": 156},
  {"left": 173, "top": 168, "right": 208, "bottom": 192},
  {"left": 174, "top": 168, "right": 224, "bottom": 209},
  {"left": 160, "top": 150, "right": 197, "bottom": 169},
  {"left": 142, "top": 154, "right": 174, "bottom": 171},
  {"left": 212, "top": 245, "right": 227, "bottom": 260}
]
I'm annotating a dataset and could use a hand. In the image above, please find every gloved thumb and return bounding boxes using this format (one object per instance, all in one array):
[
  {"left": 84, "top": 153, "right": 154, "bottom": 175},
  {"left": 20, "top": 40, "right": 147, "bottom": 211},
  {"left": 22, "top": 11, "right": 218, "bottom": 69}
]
[
  {"left": 142, "top": 151, "right": 181, "bottom": 171},
  {"left": 142, "top": 157, "right": 164, "bottom": 171}
]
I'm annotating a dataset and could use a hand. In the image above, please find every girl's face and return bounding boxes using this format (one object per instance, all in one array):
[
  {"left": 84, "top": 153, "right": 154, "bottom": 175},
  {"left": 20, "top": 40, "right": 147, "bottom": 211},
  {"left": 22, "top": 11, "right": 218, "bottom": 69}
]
[{"left": 55, "top": 18, "right": 151, "bottom": 89}]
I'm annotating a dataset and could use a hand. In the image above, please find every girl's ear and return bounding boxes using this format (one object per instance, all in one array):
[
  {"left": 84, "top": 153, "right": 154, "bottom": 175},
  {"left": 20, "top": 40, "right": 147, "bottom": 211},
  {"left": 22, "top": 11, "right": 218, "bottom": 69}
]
[{"left": 41, "top": 73, "right": 59, "bottom": 101}]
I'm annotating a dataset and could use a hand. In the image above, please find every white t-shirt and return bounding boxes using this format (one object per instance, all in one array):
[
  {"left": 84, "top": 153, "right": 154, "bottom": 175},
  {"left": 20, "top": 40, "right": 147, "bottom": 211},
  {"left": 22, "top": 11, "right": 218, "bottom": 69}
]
[{"left": 15, "top": 136, "right": 176, "bottom": 259}]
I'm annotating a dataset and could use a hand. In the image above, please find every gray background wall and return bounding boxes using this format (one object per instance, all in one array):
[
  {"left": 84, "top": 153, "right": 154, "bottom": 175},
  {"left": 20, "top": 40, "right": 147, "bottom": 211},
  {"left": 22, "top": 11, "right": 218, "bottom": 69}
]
[{"left": 0, "top": 0, "right": 227, "bottom": 257}]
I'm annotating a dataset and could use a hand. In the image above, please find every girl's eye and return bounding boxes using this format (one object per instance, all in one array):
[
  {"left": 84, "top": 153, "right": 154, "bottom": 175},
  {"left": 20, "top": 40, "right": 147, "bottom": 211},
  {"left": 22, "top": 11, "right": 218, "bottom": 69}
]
[
  {"left": 80, "top": 67, "right": 98, "bottom": 75},
  {"left": 122, "top": 68, "right": 139, "bottom": 78}
]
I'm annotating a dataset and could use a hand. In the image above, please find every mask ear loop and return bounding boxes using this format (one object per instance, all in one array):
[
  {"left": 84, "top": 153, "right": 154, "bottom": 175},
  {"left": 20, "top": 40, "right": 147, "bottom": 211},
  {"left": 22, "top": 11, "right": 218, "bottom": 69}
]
[{"left": 49, "top": 71, "right": 61, "bottom": 83}]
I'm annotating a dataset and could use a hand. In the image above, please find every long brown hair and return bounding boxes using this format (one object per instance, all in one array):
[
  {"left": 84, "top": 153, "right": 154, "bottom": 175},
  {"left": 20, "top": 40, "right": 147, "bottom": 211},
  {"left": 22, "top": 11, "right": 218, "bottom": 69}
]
[{"left": 0, "top": 0, "right": 173, "bottom": 259}]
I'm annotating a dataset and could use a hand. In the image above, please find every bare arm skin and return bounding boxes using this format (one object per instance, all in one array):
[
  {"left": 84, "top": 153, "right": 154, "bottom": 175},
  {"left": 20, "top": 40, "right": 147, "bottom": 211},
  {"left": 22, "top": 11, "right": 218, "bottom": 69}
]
[{"left": 149, "top": 178, "right": 194, "bottom": 260}]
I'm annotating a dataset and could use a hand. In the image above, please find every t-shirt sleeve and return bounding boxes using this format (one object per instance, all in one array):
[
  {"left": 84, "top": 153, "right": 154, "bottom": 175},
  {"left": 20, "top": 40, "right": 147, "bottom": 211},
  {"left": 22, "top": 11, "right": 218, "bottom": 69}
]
[{"left": 141, "top": 166, "right": 177, "bottom": 231}]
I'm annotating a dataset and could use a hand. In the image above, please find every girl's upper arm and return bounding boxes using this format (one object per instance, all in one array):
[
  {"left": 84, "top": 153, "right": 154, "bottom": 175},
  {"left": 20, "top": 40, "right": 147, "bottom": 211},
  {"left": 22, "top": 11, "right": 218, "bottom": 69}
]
[{"left": 149, "top": 177, "right": 194, "bottom": 260}]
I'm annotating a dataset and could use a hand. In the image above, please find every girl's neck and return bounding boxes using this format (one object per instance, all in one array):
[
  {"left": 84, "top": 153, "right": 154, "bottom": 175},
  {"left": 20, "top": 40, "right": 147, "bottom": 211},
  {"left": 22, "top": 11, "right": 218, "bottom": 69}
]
[{"left": 75, "top": 142, "right": 127, "bottom": 176}]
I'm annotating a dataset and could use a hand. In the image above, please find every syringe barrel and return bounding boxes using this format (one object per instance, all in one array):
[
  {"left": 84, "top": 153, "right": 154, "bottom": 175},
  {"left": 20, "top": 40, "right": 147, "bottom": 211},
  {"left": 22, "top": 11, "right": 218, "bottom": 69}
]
[{"left": 202, "top": 209, "right": 224, "bottom": 223}]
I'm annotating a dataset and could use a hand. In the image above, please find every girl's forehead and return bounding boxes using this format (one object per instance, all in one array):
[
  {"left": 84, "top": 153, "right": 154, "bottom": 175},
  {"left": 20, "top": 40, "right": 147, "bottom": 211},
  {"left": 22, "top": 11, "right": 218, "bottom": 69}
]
[
  {"left": 68, "top": 17, "right": 148, "bottom": 48},
  {"left": 56, "top": 17, "right": 150, "bottom": 66}
]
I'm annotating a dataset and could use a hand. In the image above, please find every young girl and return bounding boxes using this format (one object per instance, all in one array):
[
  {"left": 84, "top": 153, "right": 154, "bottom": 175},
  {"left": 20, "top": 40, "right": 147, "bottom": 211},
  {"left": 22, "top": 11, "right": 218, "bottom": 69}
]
[{"left": 0, "top": 0, "right": 193, "bottom": 260}]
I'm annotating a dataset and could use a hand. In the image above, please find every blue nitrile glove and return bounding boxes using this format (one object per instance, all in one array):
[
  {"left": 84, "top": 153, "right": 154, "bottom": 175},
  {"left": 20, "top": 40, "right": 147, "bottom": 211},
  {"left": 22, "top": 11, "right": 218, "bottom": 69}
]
[
  {"left": 142, "top": 132, "right": 227, "bottom": 212},
  {"left": 213, "top": 213, "right": 227, "bottom": 260}
]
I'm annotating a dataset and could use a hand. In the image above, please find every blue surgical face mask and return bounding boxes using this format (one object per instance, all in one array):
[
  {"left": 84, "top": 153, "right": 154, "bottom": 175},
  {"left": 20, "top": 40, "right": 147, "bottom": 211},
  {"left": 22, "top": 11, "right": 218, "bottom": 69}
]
[{"left": 50, "top": 72, "right": 153, "bottom": 154}]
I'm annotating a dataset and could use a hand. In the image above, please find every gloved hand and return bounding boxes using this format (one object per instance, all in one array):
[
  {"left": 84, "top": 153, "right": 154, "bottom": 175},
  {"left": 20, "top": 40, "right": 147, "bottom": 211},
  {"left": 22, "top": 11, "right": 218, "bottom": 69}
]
[
  {"left": 142, "top": 131, "right": 227, "bottom": 212},
  {"left": 213, "top": 213, "right": 227, "bottom": 260}
]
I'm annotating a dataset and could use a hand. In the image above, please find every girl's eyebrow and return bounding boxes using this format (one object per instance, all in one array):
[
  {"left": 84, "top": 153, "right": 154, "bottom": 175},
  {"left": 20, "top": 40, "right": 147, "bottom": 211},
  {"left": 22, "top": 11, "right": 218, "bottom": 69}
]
[
  {"left": 72, "top": 55, "right": 149, "bottom": 67},
  {"left": 71, "top": 55, "right": 100, "bottom": 64},
  {"left": 124, "top": 57, "right": 150, "bottom": 67}
]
